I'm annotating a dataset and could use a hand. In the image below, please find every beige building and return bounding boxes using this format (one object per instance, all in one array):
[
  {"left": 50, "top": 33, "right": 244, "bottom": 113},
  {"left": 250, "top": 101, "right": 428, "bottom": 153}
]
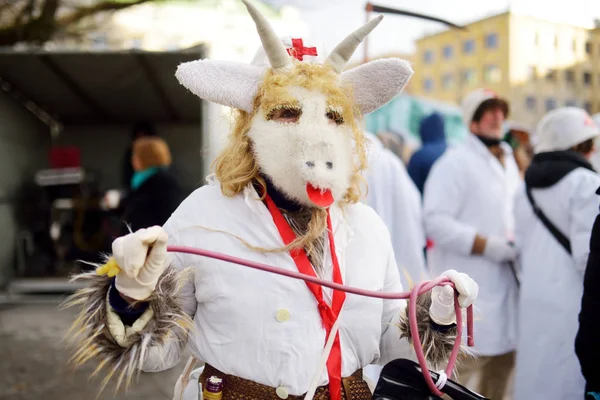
[{"left": 413, "top": 11, "right": 600, "bottom": 127}]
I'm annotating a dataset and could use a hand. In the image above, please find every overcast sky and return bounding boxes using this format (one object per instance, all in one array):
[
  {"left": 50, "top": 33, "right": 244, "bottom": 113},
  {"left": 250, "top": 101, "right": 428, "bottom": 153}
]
[{"left": 263, "top": 0, "right": 600, "bottom": 61}]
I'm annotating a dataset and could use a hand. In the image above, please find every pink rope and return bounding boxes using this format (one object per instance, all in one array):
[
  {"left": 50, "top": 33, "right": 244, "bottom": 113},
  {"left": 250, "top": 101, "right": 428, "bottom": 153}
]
[{"left": 166, "top": 245, "right": 474, "bottom": 396}]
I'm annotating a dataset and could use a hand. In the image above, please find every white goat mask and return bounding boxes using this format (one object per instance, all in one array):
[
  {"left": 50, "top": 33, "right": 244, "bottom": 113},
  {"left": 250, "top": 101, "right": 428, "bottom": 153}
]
[{"left": 176, "top": 0, "right": 413, "bottom": 207}]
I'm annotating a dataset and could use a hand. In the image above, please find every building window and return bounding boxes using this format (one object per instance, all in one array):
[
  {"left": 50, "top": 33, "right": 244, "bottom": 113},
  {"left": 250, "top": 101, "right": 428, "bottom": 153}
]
[
  {"left": 484, "top": 65, "right": 501, "bottom": 83},
  {"left": 463, "top": 39, "right": 475, "bottom": 54},
  {"left": 586, "top": 41, "right": 592, "bottom": 54},
  {"left": 573, "top": 39, "right": 577, "bottom": 52},
  {"left": 566, "top": 69, "right": 576, "bottom": 84},
  {"left": 584, "top": 102, "right": 592, "bottom": 113},
  {"left": 485, "top": 33, "right": 498, "bottom": 49},
  {"left": 566, "top": 99, "right": 578, "bottom": 107},
  {"left": 442, "top": 73, "right": 454, "bottom": 89},
  {"left": 545, "top": 98, "right": 557, "bottom": 111},
  {"left": 442, "top": 45, "right": 453, "bottom": 59},
  {"left": 423, "top": 78, "right": 434, "bottom": 92},
  {"left": 534, "top": 32, "right": 539, "bottom": 46},
  {"left": 424, "top": 50, "right": 434, "bottom": 64},
  {"left": 527, "top": 65, "right": 537, "bottom": 81},
  {"left": 526, "top": 96, "right": 537, "bottom": 110},
  {"left": 546, "top": 69, "right": 557, "bottom": 82},
  {"left": 554, "top": 35, "right": 559, "bottom": 48},
  {"left": 131, "top": 38, "right": 143, "bottom": 49},
  {"left": 462, "top": 69, "right": 477, "bottom": 85},
  {"left": 584, "top": 72, "right": 593, "bottom": 85}
]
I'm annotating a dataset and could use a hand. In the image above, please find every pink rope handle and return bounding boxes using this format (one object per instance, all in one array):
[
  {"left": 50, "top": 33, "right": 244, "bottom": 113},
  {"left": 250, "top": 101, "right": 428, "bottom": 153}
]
[{"left": 166, "top": 245, "right": 474, "bottom": 395}]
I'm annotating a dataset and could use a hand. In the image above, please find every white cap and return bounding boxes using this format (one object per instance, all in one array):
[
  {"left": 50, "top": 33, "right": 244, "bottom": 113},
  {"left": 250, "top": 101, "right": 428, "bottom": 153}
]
[
  {"left": 535, "top": 107, "right": 600, "bottom": 153},
  {"left": 461, "top": 88, "right": 508, "bottom": 127},
  {"left": 251, "top": 36, "right": 325, "bottom": 68}
]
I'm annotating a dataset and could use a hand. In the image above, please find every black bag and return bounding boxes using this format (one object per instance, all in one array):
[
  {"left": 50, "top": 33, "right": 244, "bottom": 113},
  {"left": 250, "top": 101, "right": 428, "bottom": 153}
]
[
  {"left": 372, "top": 359, "right": 489, "bottom": 400},
  {"left": 525, "top": 185, "right": 572, "bottom": 255}
]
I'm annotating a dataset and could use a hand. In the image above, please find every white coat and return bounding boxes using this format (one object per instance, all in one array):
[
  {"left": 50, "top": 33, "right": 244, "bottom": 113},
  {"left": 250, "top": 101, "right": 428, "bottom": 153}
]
[
  {"left": 146, "top": 176, "right": 413, "bottom": 399},
  {"left": 513, "top": 168, "right": 600, "bottom": 400},
  {"left": 362, "top": 132, "right": 429, "bottom": 385},
  {"left": 423, "top": 133, "right": 521, "bottom": 356},
  {"left": 363, "top": 132, "right": 429, "bottom": 287}
]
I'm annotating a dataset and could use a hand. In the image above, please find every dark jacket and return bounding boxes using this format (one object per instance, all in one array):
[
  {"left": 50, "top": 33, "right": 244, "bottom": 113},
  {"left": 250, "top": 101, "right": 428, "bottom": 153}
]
[
  {"left": 120, "top": 169, "right": 183, "bottom": 234},
  {"left": 122, "top": 146, "right": 135, "bottom": 189},
  {"left": 407, "top": 113, "right": 447, "bottom": 194},
  {"left": 576, "top": 189, "right": 600, "bottom": 398}
]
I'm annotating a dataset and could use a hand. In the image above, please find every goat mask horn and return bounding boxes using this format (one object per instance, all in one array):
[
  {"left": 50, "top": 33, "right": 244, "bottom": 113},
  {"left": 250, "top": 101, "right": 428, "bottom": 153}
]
[
  {"left": 325, "top": 15, "right": 384, "bottom": 73},
  {"left": 242, "top": 0, "right": 292, "bottom": 70}
]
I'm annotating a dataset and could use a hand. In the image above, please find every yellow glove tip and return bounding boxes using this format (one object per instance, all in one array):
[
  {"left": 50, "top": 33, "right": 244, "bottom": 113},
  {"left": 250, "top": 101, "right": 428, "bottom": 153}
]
[{"left": 96, "top": 258, "right": 121, "bottom": 277}]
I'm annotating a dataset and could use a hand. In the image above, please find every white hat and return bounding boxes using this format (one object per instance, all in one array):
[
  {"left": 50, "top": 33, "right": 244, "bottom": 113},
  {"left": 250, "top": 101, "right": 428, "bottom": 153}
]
[
  {"left": 535, "top": 107, "right": 600, "bottom": 153},
  {"left": 251, "top": 36, "right": 325, "bottom": 68},
  {"left": 461, "top": 88, "right": 508, "bottom": 127}
]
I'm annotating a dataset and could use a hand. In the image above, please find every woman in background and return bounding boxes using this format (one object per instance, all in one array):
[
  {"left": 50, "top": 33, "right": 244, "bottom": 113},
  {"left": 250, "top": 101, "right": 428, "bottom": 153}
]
[
  {"left": 120, "top": 136, "right": 183, "bottom": 234},
  {"left": 122, "top": 121, "right": 157, "bottom": 190}
]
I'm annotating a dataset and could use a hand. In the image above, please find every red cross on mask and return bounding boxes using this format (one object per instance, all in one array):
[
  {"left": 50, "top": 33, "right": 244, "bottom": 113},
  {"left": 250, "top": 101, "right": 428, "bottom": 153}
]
[{"left": 286, "top": 38, "right": 318, "bottom": 61}]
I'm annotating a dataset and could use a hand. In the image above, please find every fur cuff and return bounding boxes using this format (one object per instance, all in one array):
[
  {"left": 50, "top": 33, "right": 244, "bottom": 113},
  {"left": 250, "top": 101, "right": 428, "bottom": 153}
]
[
  {"left": 106, "top": 294, "right": 155, "bottom": 348},
  {"left": 398, "top": 293, "right": 463, "bottom": 370},
  {"left": 62, "top": 265, "right": 193, "bottom": 394}
]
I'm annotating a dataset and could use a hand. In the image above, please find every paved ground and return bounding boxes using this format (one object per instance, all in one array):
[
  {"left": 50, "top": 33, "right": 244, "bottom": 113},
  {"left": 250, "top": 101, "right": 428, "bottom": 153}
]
[
  {"left": 0, "top": 298, "right": 514, "bottom": 400},
  {"left": 0, "top": 299, "right": 187, "bottom": 400}
]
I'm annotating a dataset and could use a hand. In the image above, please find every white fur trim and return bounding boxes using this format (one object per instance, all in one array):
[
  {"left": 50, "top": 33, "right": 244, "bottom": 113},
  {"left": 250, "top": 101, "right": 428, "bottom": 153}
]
[
  {"left": 106, "top": 294, "right": 155, "bottom": 348},
  {"left": 175, "top": 59, "right": 264, "bottom": 112},
  {"left": 340, "top": 58, "right": 413, "bottom": 114}
]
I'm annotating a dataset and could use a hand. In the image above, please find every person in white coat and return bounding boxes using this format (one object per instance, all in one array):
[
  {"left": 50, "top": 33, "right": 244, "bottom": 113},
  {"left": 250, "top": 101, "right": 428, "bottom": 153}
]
[
  {"left": 64, "top": 3, "right": 479, "bottom": 400},
  {"left": 423, "top": 88, "right": 521, "bottom": 400},
  {"left": 513, "top": 107, "right": 600, "bottom": 400},
  {"left": 362, "top": 131, "right": 429, "bottom": 386},
  {"left": 363, "top": 131, "right": 428, "bottom": 287}
]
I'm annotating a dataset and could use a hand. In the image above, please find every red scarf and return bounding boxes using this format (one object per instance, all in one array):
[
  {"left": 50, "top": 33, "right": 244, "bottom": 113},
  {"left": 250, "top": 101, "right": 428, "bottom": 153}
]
[{"left": 264, "top": 194, "right": 346, "bottom": 400}]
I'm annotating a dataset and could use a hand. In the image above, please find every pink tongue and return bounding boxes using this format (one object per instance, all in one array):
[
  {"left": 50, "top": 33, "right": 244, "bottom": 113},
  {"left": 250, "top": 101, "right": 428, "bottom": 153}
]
[{"left": 306, "top": 183, "right": 334, "bottom": 207}]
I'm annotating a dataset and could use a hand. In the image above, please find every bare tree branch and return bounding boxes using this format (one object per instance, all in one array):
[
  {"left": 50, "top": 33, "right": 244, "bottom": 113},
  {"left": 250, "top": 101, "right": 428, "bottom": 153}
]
[
  {"left": 58, "top": 0, "right": 152, "bottom": 26},
  {"left": 0, "top": 0, "right": 155, "bottom": 46},
  {"left": 16, "top": 0, "right": 37, "bottom": 25}
]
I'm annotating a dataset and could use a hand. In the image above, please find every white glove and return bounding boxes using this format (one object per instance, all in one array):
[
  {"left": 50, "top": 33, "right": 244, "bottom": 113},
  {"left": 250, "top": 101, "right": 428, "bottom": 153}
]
[
  {"left": 483, "top": 236, "right": 517, "bottom": 264},
  {"left": 113, "top": 226, "right": 169, "bottom": 301},
  {"left": 429, "top": 269, "right": 479, "bottom": 325}
]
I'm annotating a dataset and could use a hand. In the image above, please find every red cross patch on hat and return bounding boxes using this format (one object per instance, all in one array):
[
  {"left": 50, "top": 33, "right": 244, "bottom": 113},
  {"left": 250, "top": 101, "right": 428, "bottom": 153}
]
[
  {"left": 286, "top": 38, "right": 318, "bottom": 61},
  {"left": 584, "top": 115, "right": 594, "bottom": 126}
]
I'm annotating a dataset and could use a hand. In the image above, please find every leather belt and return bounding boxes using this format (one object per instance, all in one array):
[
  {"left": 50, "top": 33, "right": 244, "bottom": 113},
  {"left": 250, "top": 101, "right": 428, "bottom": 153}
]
[{"left": 199, "top": 363, "right": 371, "bottom": 400}]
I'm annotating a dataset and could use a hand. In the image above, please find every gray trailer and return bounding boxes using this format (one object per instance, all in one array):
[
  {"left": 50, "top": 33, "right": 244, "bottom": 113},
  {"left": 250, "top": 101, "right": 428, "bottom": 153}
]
[{"left": 0, "top": 46, "right": 207, "bottom": 300}]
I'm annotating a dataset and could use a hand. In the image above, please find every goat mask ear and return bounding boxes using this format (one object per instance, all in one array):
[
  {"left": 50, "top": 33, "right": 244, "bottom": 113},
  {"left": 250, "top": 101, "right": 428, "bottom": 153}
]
[
  {"left": 175, "top": 60, "right": 264, "bottom": 112},
  {"left": 175, "top": 0, "right": 294, "bottom": 112},
  {"left": 340, "top": 58, "right": 413, "bottom": 115}
]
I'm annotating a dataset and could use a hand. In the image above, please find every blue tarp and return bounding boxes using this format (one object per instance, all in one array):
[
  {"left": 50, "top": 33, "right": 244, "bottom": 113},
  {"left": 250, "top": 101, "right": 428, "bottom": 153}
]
[{"left": 365, "top": 94, "right": 469, "bottom": 146}]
